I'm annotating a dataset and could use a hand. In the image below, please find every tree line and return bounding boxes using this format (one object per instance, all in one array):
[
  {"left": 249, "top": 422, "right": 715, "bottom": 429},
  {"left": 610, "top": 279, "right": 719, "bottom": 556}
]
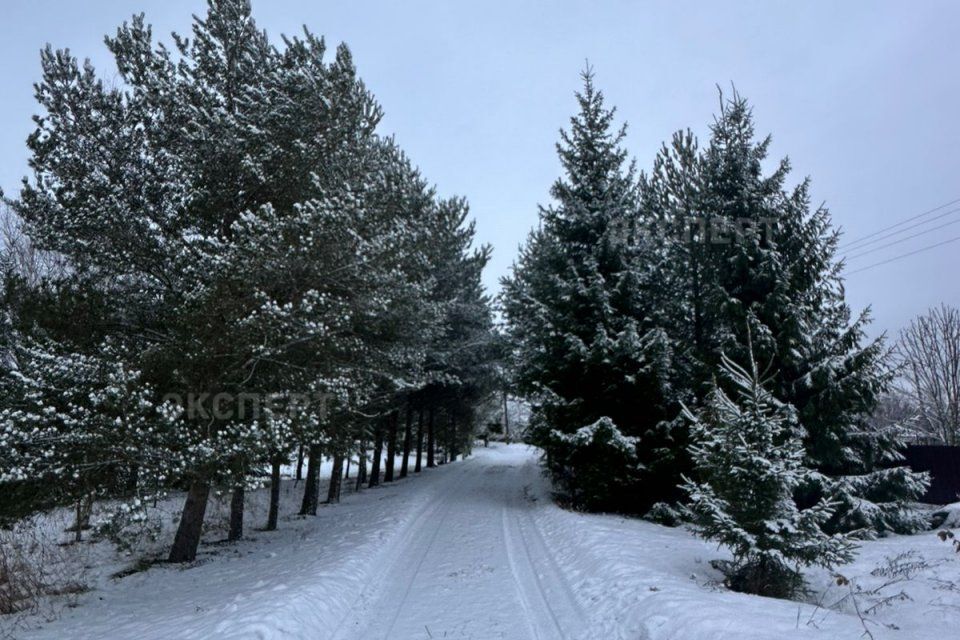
[
  {"left": 0, "top": 0, "right": 500, "bottom": 564},
  {"left": 501, "top": 69, "right": 930, "bottom": 596}
]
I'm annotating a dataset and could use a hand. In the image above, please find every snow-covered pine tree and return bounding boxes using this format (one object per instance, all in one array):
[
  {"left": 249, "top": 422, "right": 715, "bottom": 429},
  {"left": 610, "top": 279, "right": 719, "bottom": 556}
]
[
  {"left": 0, "top": 338, "right": 180, "bottom": 540},
  {"left": 502, "top": 68, "right": 674, "bottom": 511},
  {"left": 682, "top": 343, "right": 855, "bottom": 598},
  {"left": 414, "top": 194, "right": 499, "bottom": 462},
  {"left": 0, "top": 263, "right": 170, "bottom": 527},
  {"left": 13, "top": 0, "right": 476, "bottom": 559}
]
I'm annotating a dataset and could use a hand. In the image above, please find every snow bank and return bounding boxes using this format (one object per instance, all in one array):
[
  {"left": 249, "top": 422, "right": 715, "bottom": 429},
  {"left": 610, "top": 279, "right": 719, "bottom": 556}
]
[
  {"left": 5, "top": 454, "right": 438, "bottom": 640},
  {"left": 524, "top": 448, "right": 960, "bottom": 640},
  {"left": 5, "top": 446, "right": 958, "bottom": 640}
]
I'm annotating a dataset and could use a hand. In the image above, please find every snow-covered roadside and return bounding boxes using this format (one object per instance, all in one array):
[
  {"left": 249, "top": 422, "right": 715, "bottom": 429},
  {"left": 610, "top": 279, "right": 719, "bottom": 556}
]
[
  {"left": 525, "top": 453, "right": 960, "bottom": 640},
  {"left": 4, "top": 454, "right": 447, "bottom": 640},
  {"left": 5, "top": 444, "right": 958, "bottom": 640}
]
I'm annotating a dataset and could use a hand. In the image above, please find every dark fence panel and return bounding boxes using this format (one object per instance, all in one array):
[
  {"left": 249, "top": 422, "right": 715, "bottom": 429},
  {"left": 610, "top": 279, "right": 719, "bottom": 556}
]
[{"left": 904, "top": 445, "right": 960, "bottom": 504}]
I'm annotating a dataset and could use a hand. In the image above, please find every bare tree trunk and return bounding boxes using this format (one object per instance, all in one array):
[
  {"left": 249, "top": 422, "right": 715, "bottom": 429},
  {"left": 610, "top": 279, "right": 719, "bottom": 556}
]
[
  {"left": 415, "top": 408, "right": 424, "bottom": 473},
  {"left": 400, "top": 400, "right": 413, "bottom": 478},
  {"left": 427, "top": 407, "right": 436, "bottom": 468},
  {"left": 439, "top": 413, "right": 451, "bottom": 464},
  {"left": 69, "top": 491, "right": 94, "bottom": 542},
  {"left": 299, "top": 444, "right": 321, "bottom": 516},
  {"left": 356, "top": 439, "right": 368, "bottom": 490},
  {"left": 369, "top": 422, "right": 384, "bottom": 488},
  {"left": 344, "top": 456, "right": 351, "bottom": 480},
  {"left": 503, "top": 389, "right": 510, "bottom": 444},
  {"left": 73, "top": 498, "right": 83, "bottom": 543},
  {"left": 294, "top": 444, "right": 305, "bottom": 485},
  {"left": 226, "top": 455, "right": 246, "bottom": 541},
  {"left": 450, "top": 414, "right": 460, "bottom": 462},
  {"left": 168, "top": 480, "right": 211, "bottom": 563},
  {"left": 326, "top": 455, "right": 344, "bottom": 503},
  {"left": 126, "top": 465, "right": 139, "bottom": 496},
  {"left": 266, "top": 457, "right": 281, "bottom": 531},
  {"left": 228, "top": 483, "right": 245, "bottom": 541},
  {"left": 385, "top": 410, "right": 399, "bottom": 482}
]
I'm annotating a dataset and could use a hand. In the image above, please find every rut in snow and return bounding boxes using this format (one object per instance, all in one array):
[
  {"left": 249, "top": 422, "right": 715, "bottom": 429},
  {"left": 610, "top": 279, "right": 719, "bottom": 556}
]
[{"left": 330, "top": 445, "right": 588, "bottom": 640}]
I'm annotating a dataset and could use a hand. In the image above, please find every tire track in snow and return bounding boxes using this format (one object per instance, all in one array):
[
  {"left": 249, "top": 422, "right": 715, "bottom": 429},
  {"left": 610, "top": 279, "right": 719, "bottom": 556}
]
[
  {"left": 328, "top": 461, "right": 473, "bottom": 640},
  {"left": 501, "top": 482, "right": 588, "bottom": 640},
  {"left": 375, "top": 474, "right": 464, "bottom": 638},
  {"left": 330, "top": 446, "right": 587, "bottom": 640},
  {"left": 514, "top": 455, "right": 649, "bottom": 640},
  {"left": 516, "top": 459, "right": 589, "bottom": 625},
  {"left": 501, "top": 506, "right": 548, "bottom": 640}
]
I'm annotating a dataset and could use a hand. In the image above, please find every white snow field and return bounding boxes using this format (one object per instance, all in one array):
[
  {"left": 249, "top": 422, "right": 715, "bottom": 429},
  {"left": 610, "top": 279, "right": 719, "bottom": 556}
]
[{"left": 6, "top": 444, "right": 959, "bottom": 640}]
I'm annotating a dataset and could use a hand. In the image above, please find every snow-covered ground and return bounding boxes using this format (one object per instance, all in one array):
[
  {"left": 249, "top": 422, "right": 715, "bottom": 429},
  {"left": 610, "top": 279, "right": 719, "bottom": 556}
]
[{"left": 4, "top": 444, "right": 958, "bottom": 639}]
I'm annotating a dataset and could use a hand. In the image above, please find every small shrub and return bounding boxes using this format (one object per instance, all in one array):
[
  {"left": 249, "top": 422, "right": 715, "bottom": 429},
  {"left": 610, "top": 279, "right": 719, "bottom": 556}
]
[
  {"left": 644, "top": 502, "right": 684, "bottom": 527},
  {"left": 0, "top": 539, "right": 43, "bottom": 614},
  {"left": 0, "top": 518, "right": 87, "bottom": 617},
  {"left": 543, "top": 417, "right": 644, "bottom": 512},
  {"left": 711, "top": 558, "right": 807, "bottom": 600},
  {"left": 93, "top": 497, "right": 162, "bottom": 553}
]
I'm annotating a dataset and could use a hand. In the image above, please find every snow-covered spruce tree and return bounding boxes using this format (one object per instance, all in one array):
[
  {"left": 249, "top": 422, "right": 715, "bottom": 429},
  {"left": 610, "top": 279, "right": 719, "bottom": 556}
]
[
  {"left": 502, "top": 68, "right": 674, "bottom": 512},
  {"left": 642, "top": 91, "right": 927, "bottom": 534},
  {"left": 682, "top": 345, "right": 855, "bottom": 598}
]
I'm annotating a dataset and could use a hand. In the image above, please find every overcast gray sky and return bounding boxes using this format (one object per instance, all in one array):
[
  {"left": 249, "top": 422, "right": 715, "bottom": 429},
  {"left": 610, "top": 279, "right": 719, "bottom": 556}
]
[{"left": 1, "top": 0, "right": 958, "bottom": 339}]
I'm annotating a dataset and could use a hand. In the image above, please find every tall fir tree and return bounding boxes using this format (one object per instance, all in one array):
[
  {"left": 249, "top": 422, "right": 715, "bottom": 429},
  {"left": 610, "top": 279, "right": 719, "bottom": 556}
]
[
  {"left": 643, "top": 91, "right": 928, "bottom": 533},
  {"left": 502, "top": 69, "right": 675, "bottom": 511}
]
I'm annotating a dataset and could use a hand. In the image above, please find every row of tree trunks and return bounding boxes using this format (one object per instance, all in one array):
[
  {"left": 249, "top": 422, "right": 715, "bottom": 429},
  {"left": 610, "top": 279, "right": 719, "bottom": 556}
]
[{"left": 169, "top": 406, "right": 451, "bottom": 562}]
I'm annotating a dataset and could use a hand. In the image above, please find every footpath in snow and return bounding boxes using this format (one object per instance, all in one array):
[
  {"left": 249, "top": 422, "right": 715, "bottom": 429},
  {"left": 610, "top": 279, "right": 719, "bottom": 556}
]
[{"left": 8, "top": 444, "right": 959, "bottom": 640}]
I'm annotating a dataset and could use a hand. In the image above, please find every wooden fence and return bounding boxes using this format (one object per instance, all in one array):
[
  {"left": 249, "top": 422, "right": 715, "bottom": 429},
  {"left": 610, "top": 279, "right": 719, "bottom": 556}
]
[{"left": 903, "top": 445, "right": 960, "bottom": 504}]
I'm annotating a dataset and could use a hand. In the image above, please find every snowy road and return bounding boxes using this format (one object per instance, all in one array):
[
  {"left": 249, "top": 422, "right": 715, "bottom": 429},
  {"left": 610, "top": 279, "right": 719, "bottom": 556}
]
[
  {"left": 330, "top": 445, "right": 588, "bottom": 640},
  {"left": 14, "top": 444, "right": 958, "bottom": 640},
  {"left": 13, "top": 444, "right": 593, "bottom": 640}
]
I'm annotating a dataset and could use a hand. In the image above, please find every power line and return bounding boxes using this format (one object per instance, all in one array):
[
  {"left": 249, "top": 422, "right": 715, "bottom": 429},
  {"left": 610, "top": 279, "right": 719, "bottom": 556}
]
[
  {"left": 841, "top": 206, "right": 960, "bottom": 253},
  {"left": 840, "top": 196, "right": 960, "bottom": 251},
  {"left": 844, "top": 234, "right": 960, "bottom": 276},
  {"left": 844, "top": 216, "right": 960, "bottom": 261}
]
